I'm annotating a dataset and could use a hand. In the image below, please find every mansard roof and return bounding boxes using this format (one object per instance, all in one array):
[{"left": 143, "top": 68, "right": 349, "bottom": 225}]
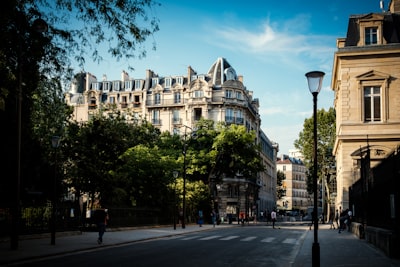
[
  {"left": 207, "top": 57, "right": 238, "bottom": 87},
  {"left": 345, "top": 12, "right": 400, "bottom": 46}
]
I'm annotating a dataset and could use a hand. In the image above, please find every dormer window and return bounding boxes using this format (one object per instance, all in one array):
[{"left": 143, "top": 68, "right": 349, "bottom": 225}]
[
  {"left": 134, "top": 80, "right": 141, "bottom": 90},
  {"left": 152, "top": 78, "right": 159, "bottom": 88},
  {"left": 113, "top": 81, "right": 120, "bottom": 91},
  {"left": 365, "top": 27, "right": 378, "bottom": 45},
  {"left": 125, "top": 80, "right": 132, "bottom": 91},
  {"left": 358, "top": 15, "right": 384, "bottom": 46},
  {"left": 103, "top": 82, "right": 111, "bottom": 92},
  {"left": 165, "top": 77, "right": 171, "bottom": 88},
  {"left": 176, "top": 76, "right": 183, "bottom": 85}
]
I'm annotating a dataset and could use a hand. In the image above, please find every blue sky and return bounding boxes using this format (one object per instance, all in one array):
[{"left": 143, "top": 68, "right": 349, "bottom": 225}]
[{"left": 78, "top": 0, "right": 383, "bottom": 155}]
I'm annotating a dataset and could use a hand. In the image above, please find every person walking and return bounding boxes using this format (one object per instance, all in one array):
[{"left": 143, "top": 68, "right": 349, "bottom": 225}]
[
  {"left": 211, "top": 210, "right": 216, "bottom": 227},
  {"left": 271, "top": 209, "right": 277, "bottom": 229},
  {"left": 338, "top": 209, "right": 349, "bottom": 234},
  {"left": 94, "top": 208, "right": 109, "bottom": 244},
  {"left": 331, "top": 209, "right": 339, "bottom": 229},
  {"left": 347, "top": 209, "right": 353, "bottom": 232}
]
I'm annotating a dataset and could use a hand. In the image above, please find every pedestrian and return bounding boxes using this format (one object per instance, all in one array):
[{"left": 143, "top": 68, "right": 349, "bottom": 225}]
[
  {"left": 338, "top": 209, "right": 349, "bottom": 233},
  {"left": 266, "top": 209, "right": 271, "bottom": 225},
  {"left": 211, "top": 210, "right": 216, "bottom": 227},
  {"left": 271, "top": 209, "right": 277, "bottom": 229},
  {"left": 309, "top": 210, "right": 314, "bottom": 230},
  {"left": 198, "top": 210, "right": 203, "bottom": 227},
  {"left": 331, "top": 209, "right": 339, "bottom": 229},
  {"left": 347, "top": 209, "right": 353, "bottom": 232},
  {"left": 93, "top": 208, "right": 109, "bottom": 244}
]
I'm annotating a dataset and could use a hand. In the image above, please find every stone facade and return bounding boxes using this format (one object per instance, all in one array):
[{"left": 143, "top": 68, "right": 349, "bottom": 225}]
[
  {"left": 331, "top": 0, "right": 400, "bottom": 211},
  {"left": 65, "top": 57, "right": 278, "bottom": 221},
  {"left": 276, "top": 155, "right": 309, "bottom": 213}
]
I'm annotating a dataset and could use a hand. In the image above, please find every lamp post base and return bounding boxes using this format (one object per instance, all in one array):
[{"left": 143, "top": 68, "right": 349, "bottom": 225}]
[{"left": 312, "top": 242, "right": 320, "bottom": 267}]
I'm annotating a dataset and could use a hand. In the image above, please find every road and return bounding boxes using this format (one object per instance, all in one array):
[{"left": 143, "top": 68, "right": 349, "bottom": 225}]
[{"left": 16, "top": 223, "right": 308, "bottom": 267}]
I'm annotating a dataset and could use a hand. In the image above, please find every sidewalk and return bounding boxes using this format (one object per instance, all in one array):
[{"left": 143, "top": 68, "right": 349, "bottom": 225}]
[
  {"left": 0, "top": 224, "right": 219, "bottom": 265},
  {"left": 293, "top": 223, "right": 400, "bottom": 267},
  {"left": 1, "top": 222, "right": 399, "bottom": 266}
]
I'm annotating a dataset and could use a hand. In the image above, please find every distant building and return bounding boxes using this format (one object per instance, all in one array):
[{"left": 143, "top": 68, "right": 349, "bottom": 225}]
[
  {"left": 65, "top": 57, "right": 278, "bottom": 220},
  {"left": 276, "top": 154, "right": 309, "bottom": 213},
  {"left": 331, "top": 0, "right": 400, "bottom": 210}
]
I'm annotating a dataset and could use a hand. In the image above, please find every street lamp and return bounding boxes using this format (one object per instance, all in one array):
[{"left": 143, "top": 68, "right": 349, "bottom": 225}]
[
  {"left": 306, "top": 70, "right": 325, "bottom": 267},
  {"left": 181, "top": 125, "right": 196, "bottom": 229},
  {"left": 11, "top": 17, "right": 48, "bottom": 250},
  {"left": 172, "top": 170, "right": 179, "bottom": 230},
  {"left": 51, "top": 135, "right": 61, "bottom": 245}
]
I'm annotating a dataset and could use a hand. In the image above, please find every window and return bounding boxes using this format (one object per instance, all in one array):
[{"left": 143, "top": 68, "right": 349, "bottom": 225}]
[
  {"left": 364, "top": 86, "right": 381, "bottom": 122},
  {"left": 154, "top": 93, "right": 161, "bottom": 105},
  {"left": 236, "top": 91, "right": 242, "bottom": 100},
  {"left": 365, "top": 27, "right": 377, "bottom": 45},
  {"left": 109, "top": 96, "right": 115, "bottom": 104},
  {"left": 174, "top": 92, "right": 181, "bottom": 103},
  {"left": 225, "top": 90, "right": 233, "bottom": 98},
  {"left": 194, "top": 108, "right": 202, "bottom": 121},
  {"left": 92, "top": 82, "right": 100, "bottom": 90},
  {"left": 151, "top": 78, "right": 159, "bottom": 87},
  {"left": 236, "top": 110, "right": 243, "bottom": 124},
  {"left": 125, "top": 81, "right": 132, "bottom": 91},
  {"left": 152, "top": 110, "right": 160, "bottom": 124},
  {"left": 113, "top": 81, "right": 120, "bottom": 91},
  {"left": 173, "top": 110, "right": 180, "bottom": 124},
  {"left": 165, "top": 78, "right": 171, "bottom": 88},
  {"left": 134, "top": 80, "right": 141, "bottom": 90},
  {"left": 225, "top": 108, "right": 234, "bottom": 122},
  {"left": 176, "top": 77, "right": 183, "bottom": 85},
  {"left": 103, "top": 82, "right": 111, "bottom": 92},
  {"left": 194, "top": 90, "right": 203, "bottom": 98}
]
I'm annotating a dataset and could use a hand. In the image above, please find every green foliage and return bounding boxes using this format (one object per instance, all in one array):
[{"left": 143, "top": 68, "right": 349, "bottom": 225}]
[
  {"left": 115, "top": 144, "right": 175, "bottom": 208},
  {"left": 211, "top": 123, "right": 265, "bottom": 181},
  {"left": 294, "top": 107, "right": 336, "bottom": 194},
  {"left": 0, "top": 0, "right": 160, "bottom": 206},
  {"left": 276, "top": 170, "right": 286, "bottom": 200}
]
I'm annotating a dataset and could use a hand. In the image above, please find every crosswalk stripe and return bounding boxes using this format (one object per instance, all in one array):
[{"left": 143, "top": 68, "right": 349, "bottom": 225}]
[
  {"left": 199, "top": 235, "right": 222, "bottom": 240},
  {"left": 282, "top": 238, "right": 297, "bottom": 244},
  {"left": 261, "top": 237, "right": 275, "bottom": 242},
  {"left": 181, "top": 236, "right": 201, "bottom": 240},
  {"left": 220, "top": 236, "right": 240, "bottom": 240},
  {"left": 241, "top": 236, "right": 257, "bottom": 241}
]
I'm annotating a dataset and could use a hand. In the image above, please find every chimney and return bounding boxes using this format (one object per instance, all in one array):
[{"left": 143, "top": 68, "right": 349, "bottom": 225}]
[
  {"left": 389, "top": 0, "right": 400, "bottom": 13},
  {"left": 121, "top": 70, "right": 129, "bottom": 82}
]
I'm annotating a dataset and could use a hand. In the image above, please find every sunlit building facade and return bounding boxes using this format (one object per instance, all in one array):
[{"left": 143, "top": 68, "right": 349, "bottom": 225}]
[
  {"left": 331, "top": 0, "right": 400, "bottom": 211},
  {"left": 65, "top": 57, "right": 278, "bottom": 221}
]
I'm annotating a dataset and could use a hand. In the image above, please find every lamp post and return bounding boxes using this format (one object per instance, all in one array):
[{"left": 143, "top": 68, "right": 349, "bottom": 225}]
[
  {"left": 51, "top": 136, "right": 61, "bottom": 245},
  {"left": 181, "top": 125, "right": 196, "bottom": 229},
  {"left": 11, "top": 17, "right": 48, "bottom": 251},
  {"left": 172, "top": 170, "right": 179, "bottom": 230},
  {"left": 306, "top": 71, "right": 325, "bottom": 267}
]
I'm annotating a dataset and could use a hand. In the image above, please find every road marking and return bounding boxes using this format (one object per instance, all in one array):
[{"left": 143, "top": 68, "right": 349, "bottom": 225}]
[
  {"left": 220, "top": 236, "right": 240, "bottom": 240},
  {"left": 241, "top": 236, "right": 257, "bottom": 241},
  {"left": 261, "top": 237, "right": 275, "bottom": 242},
  {"left": 199, "top": 235, "right": 222, "bottom": 240},
  {"left": 283, "top": 238, "right": 297, "bottom": 244},
  {"left": 181, "top": 236, "right": 201, "bottom": 240}
]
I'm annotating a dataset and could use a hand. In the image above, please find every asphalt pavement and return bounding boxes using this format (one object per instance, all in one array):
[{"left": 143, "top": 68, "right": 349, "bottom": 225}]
[{"left": 1, "top": 222, "right": 399, "bottom": 266}]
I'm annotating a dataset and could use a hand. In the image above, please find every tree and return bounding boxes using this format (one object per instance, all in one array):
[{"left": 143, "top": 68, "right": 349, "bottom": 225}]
[
  {"left": 294, "top": 107, "right": 336, "bottom": 220},
  {"left": 0, "top": 0, "right": 160, "bottom": 206},
  {"left": 276, "top": 170, "right": 286, "bottom": 200},
  {"left": 114, "top": 144, "right": 175, "bottom": 208}
]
